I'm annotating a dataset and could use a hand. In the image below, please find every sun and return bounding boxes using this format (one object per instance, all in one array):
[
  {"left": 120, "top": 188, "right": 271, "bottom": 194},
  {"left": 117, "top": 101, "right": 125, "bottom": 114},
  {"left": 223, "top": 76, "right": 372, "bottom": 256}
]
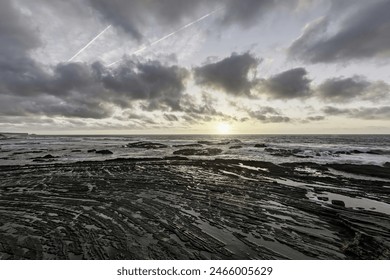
[{"left": 216, "top": 122, "right": 231, "bottom": 134}]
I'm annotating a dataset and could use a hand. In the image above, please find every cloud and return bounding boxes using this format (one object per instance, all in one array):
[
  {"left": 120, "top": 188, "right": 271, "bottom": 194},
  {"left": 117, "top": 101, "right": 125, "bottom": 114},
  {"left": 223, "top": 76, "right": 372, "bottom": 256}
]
[
  {"left": 288, "top": 1, "right": 390, "bottom": 63},
  {"left": 0, "top": 59, "right": 189, "bottom": 118},
  {"left": 194, "top": 52, "right": 260, "bottom": 96},
  {"left": 323, "top": 106, "right": 390, "bottom": 120},
  {"left": 306, "top": 115, "right": 325, "bottom": 121},
  {"left": 0, "top": 0, "right": 48, "bottom": 95},
  {"left": 317, "top": 76, "right": 389, "bottom": 103},
  {"left": 0, "top": 1, "right": 40, "bottom": 55},
  {"left": 103, "top": 59, "right": 189, "bottom": 111},
  {"left": 248, "top": 107, "right": 291, "bottom": 123},
  {"left": 220, "top": 0, "right": 276, "bottom": 27},
  {"left": 88, "top": 0, "right": 301, "bottom": 40},
  {"left": 163, "top": 114, "right": 179, "bottom": 122},
  {"left": 259, "top": 68, "right": 312, "bottom": 99}
]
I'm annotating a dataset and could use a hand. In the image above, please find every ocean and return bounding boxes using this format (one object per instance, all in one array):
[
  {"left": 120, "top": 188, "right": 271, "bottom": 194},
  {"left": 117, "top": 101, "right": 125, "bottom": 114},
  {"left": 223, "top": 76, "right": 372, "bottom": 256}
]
[{"left": 1, "top": 134, "right": 389, "bottom": 166}]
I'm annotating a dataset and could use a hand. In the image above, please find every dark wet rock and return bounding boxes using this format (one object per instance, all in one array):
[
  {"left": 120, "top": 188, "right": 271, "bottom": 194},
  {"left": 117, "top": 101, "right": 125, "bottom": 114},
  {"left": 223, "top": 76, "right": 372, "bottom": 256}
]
[
  {"left": 163, "top": 156, "right": 189, "bottom": 160},
  {"left": 87, "top": 149, "right": 96, "bottom": 153},
  {"left": 229, "top": 145, "right": 242, "bottom": 149},
  {"left": 126, "top": 141, "right": 168, "bottom": 149},
  {"left": 1, "top": 158, "right": 390, "bottom": 260},
  {"left": 254, "top": 143, "right": 267, "bottom": 148},
  {"left": 367, "top": 149, "right": 390, "bottom": 155},
  {"left": 173, "top": 144, "right": 203, "bottom": 148},
  {"left": 95, "top": 150, "right": 113, "bottom": 155},
  {"left": 197, "top": 140, "right": 230, "bottom": 145},
  {"left": 31, "top": 154, "right": 59, "bottom": 162},
  {"left": 326, "top": 163, "right": 390, "bottom": 179},
  {"left": 332, "top": 200, "right": 345, "bottom": 207},
  {"left": 173, "top": 148, "right": 223, "bottom": 156},
  {"left": 318, "top": 197, "right": 329, "bottom": 201},
  {"left": 335, "top": 151, "right": 352, "bottom": 155},
  {"left": 33, "top": 154, "right": 57, "bottom": 159},
  {"left": 43, "top": 154, "right": 56, "bottom": 159}
]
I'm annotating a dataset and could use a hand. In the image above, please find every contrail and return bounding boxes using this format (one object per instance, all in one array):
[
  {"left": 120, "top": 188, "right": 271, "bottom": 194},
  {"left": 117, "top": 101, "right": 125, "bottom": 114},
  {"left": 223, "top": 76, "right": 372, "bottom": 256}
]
[
  {"left": 107, "top": 9, "right": 221, "bottom": 67},
  {"left": 68, "top": 25, "right": 111, "bottom": 62}
]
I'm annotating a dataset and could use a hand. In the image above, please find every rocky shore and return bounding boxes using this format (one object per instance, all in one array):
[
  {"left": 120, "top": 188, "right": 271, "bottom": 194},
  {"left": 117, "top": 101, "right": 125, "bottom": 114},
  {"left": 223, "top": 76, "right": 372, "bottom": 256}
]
[{"left": 0, "top": 157, "right": 389, "bottom": 260}]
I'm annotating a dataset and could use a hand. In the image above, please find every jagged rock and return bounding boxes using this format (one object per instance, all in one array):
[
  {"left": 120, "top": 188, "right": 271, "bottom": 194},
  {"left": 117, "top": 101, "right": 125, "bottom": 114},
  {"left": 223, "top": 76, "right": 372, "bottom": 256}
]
[
  {"left": 332, "top": 200, "right": 346, "bottom": 207},
  {"left": 32, "top": 154, "right": 59, "bottom": 162},
  {"left": 126, "top": 141, "right": 167, "bottom": 149},
  {"left": 326, "top": 164, "right": 390, "bottom": 179},
  {"left": 197, "top": 140, "right": 230, "bottom": 145},
  {"left": 164, "top": 156, "right": 189, "bottom": 160},
  {"left": 229, "top": 145, "right": 242, "bottom": 149},
  {"left": 43, "top": 154, "right": 56, "bottom": 159},
  {"left": 318, "top": 197, "right": 329, "bottom": 201},
  {"left": 173, "top": 144, "right": 203, "bottom": 148},
  {"left": 173, "top": 148, "right": 223, "bottom": 156},
  {"left": 95, "top": 150, "right": 113, "bottom": 155},
  {"left": 254, "top": 143, "right": 267, "bottom": 148}
]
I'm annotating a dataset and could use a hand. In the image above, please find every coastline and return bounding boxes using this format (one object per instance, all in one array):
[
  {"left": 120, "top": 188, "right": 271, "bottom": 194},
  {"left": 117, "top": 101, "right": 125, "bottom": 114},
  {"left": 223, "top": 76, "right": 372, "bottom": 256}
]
[{"left": 1, "top": 157, "right": 389, "bottom": 260}]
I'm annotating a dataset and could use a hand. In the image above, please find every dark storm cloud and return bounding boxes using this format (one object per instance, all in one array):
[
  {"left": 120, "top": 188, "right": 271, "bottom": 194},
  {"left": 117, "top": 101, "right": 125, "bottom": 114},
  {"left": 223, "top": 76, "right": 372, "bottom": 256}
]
[
  {"left": 288, "top": 1, "right": 390, "bottom": 63},
  {"left": 248, "top": 107, "right": 291, "bottom": 123},
  {"left": 259, "top": 68, "right": 312, "bottom": 99},
  {"left": 323, "top": 106, "right": 390, "bottom": 120},
  {"left": 0, "top": 58, "right": 188, "bottom": 118},
  {"left": 103, "top": 60, "right": 189, "bottom": 111},
  {"left": 316, "top": 76, "right": 389, "bottom": 103},
  {"left": 194, "top": 52, "right": 260, "bottom": 96},
  {"left": 0, "top": 94, "right": 113, "bottom": 119},
  {"left": 0, "top": 0, "right": 49, "bottom": 95}
]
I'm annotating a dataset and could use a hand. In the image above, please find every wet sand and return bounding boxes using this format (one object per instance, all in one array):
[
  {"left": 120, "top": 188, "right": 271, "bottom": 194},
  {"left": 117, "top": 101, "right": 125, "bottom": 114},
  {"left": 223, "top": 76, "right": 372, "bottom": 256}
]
[{"left": 0, "top": 158, "right": 389, "bottom": 259}]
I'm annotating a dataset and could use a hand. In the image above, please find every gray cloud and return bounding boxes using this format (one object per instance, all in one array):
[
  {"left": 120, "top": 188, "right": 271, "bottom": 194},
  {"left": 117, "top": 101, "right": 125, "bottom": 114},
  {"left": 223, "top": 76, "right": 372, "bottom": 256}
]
[
  {"left": 88, "top": 0, "right": 301, "bottom": 40},
  {"left": 306, "top": 115, "right": 325, "bottom": 121},
  {"left": 0, "top": 59, "right": 188, "bottom": 118},
  {"left": 248, "top": 107, "right": 291, "bottom": 123},
  {"left": 0, "top": 0, "right": 48, "bottom": 95},
  {"left": 194, "top": 52, "right": 260, "bottom": 96},
  {"left": 317, "top": 76, "right": 389, "bottom": 103},
  {"left": 259, "top": 68, "right": 312, "bottom": 99},
  {"left": 103, "top": 60, "right": 189, "bottom": 111},
  {"left": 288, "top": 1, "right": 390, "bottom": 63},
  {"left": 0, "top": 1, "right": 40, "bottom": 56},
  {"left": 323, "top": 106, "right": 390, "bottom": 120},
  {"left": 163, "top": 114, "right": 179, "bottom": 122}
]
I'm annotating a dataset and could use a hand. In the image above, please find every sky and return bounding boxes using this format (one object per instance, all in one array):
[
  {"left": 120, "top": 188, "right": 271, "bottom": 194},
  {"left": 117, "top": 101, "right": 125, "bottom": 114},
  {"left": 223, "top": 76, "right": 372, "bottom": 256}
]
[{"left": 0, "top": 0, "right": 389, "bottom": 134}]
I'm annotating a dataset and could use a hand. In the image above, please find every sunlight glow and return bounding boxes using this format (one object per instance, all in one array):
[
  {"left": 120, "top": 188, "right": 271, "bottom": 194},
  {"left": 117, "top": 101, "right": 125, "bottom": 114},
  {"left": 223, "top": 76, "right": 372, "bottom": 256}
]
[{"left": 216, "top": 122, "right": 231, "bottom": 134}]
